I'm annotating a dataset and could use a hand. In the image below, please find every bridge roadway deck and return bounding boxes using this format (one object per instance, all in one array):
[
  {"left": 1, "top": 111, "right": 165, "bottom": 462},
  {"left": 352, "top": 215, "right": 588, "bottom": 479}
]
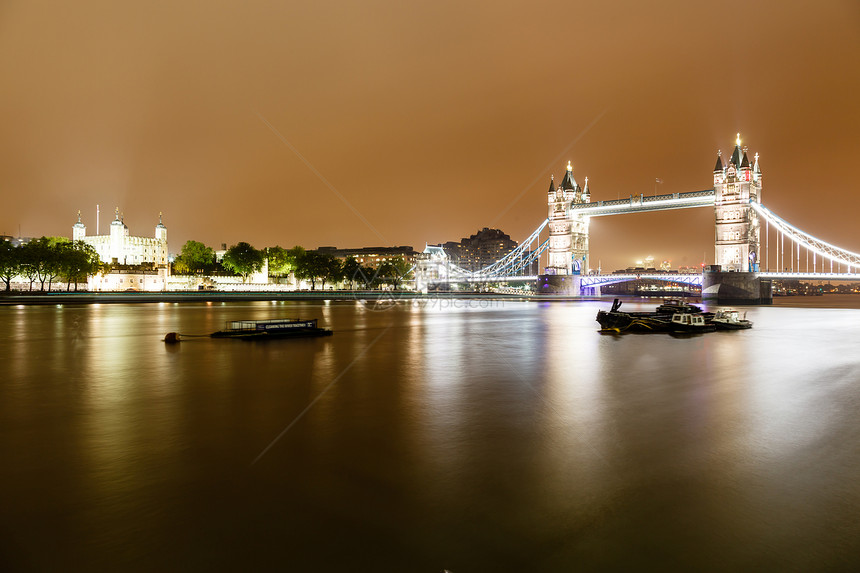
[
  {"left": 759, "top": 272, "right": 860, "bottom": 281},
  {"left": 572, "top": 189, "right": 716, "bottom": 216},
  {"left": 580, "top": 273, "right": 703, "bottom": 286},
  {"left": 429, "top": 272, "right": 860, "bottom": 287}
]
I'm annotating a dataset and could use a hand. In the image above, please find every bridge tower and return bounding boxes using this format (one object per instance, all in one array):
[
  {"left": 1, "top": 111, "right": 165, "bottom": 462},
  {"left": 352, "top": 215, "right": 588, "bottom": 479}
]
[
  {"left": 546, "top": 161, "right": 591, "bottom": 275},
  {"left": 540, "top": 162, "right": 591, "bottom": 293},
  {"left": 704, "top": 134, "right": 770, "bottom": 304},
  {"left": 713, "top": 134, "right": 762, "bottom": 271}
]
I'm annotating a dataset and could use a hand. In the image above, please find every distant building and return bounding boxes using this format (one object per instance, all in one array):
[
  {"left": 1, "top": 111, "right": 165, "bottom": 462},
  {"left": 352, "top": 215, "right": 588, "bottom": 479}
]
[
  {"left": 414, "top": 245, "right": 449, "bottom": 292},
  {"left": 439, "top": 227, "right": 518, "bottom": 272},
  {"left": 88, "top": 265, "right": 169, "bottom": 292},
  {"left": 1, "top": 235, "right": 32, "bottom": 247},
  {"left": 73, "top": 208, "right": 168, "bottom": 266},
  {"left": 314, "top": 245, "right": 417, "bottom": 267}
]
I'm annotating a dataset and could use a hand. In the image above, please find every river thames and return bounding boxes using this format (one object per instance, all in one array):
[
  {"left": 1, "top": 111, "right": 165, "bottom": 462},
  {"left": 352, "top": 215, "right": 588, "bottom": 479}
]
[{"left": 1, "top": 296, "right": 859, "bottom": 571}]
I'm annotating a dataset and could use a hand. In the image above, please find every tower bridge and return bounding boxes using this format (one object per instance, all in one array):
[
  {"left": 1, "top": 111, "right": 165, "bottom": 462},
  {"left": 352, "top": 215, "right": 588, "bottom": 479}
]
[{"left": 416, "top": 135, "right": 860, "bottom": 303}]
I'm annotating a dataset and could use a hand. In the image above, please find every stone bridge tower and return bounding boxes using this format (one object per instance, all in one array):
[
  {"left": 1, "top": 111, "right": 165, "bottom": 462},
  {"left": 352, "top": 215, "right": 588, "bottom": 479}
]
[
  {"left": 713, "top": 134, "right": 762, "bottom": 271},
  {"left": 546, "top": 162, "right": 591, "bottom": 275}
]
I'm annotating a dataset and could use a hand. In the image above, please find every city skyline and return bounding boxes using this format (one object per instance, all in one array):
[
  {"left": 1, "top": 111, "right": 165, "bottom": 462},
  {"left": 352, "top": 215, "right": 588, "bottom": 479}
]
[{"left": 1, "top": 1, "right": 859, "bottom": 271}]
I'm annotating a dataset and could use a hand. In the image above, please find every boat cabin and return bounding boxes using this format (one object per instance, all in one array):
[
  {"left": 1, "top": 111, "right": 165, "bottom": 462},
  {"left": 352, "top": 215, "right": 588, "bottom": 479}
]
[
  {"left": 671, "top": 313, "right": 707, "bottom": 327},
  {"left": 714, "top": 310, "right": 742, "bottom": 322},
  {"left": 225, "top": 318, "right": 319, "bottom": 332}
]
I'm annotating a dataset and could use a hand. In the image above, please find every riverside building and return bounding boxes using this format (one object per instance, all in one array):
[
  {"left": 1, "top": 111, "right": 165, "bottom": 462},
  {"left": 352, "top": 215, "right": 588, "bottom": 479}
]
[
  {"left": 440, "top": 228, "right": 518, "bottom": 272},
  {"left": 314, "top": 245, "right": 417, "bottom": 267},
  {"left": 73, "top": 208, "right": 168, "bottom": 266}
]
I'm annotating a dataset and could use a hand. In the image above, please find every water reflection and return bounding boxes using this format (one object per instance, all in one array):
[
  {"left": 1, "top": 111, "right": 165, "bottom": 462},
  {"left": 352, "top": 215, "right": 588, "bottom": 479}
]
[{"left": 2, "top": 299, "right": 860, "bottom": 570}]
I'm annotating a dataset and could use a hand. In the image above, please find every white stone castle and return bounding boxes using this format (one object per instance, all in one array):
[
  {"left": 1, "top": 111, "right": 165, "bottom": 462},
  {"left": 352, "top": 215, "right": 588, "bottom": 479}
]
[
  {"left": 73, "top": 208, "right": 168, "bottom": 266},
  {"left": 713, "top": 135, "right": 762, "bottom": 271}
]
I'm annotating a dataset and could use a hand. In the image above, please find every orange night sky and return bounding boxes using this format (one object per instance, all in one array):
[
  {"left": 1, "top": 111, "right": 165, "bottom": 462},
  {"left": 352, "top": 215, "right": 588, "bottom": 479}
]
[{"left": 1, "top": 0, "right": 858, "bottom": 270}]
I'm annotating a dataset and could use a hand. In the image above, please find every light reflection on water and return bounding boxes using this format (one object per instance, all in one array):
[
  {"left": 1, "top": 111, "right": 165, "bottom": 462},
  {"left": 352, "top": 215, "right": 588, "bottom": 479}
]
[{"left": 1, "top": 298, "right": 860, "bottom": 571}]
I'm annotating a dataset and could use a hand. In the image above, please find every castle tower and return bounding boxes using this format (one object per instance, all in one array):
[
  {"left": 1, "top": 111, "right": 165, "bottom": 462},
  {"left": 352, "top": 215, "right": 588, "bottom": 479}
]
[
  {"left": 713, "top": 134, "right": 762, "bottom": 271},
  {"left": 109, "top": 208, "right": 126, "bottom": 263},
  {"left": 154, "top": 212, "right": 168, "bottom": 265},
  {"left": 155, "top": 212, "right": 167, "bottom": 242},
  {"left": 546, "top": 162, "right": 591, "bottom": 275},
  {"left": 72, "top": 211, "right": 86, "bottom": 241}
]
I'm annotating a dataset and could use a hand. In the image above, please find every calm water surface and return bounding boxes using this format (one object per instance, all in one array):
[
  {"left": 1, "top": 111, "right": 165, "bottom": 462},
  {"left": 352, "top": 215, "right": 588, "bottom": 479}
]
[{"left": 1, "top": 296, "right": 860, "bottom": 571}]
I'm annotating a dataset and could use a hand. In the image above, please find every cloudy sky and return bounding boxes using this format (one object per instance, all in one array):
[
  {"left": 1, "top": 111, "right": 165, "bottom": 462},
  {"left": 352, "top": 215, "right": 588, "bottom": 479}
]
[{"left": 1, "top": 0, "right": 858, "bottom": 270}]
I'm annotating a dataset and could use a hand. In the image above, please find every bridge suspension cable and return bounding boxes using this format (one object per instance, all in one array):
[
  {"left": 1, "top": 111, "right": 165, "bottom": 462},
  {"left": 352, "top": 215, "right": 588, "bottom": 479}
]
[
  {"left": 472, "top": 219, "right": 548, "bottom": 277},
  {"left": 439, "top": 219, "right": 549, "bottom": 281},
  {"left": 753, "top": 203, "right": 860, "bottom": 271}
]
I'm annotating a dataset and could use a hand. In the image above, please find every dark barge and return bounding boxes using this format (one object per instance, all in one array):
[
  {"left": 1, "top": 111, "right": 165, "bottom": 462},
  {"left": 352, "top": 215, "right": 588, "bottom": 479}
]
[
  {"left": 596, "top": 299, "right": 717, "bottom": 334},
  {"left": 211, "top": 318, "right": 333, "bottom": 340}
]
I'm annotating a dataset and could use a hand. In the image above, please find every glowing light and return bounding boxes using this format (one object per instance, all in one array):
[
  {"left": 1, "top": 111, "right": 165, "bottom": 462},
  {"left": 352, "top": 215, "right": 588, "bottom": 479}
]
[
  {"left": 567, "top": 161, "right": 572, "bottom": 172},
  {"left": 736, "top": 133, "right": 741, "bottom": 146}
]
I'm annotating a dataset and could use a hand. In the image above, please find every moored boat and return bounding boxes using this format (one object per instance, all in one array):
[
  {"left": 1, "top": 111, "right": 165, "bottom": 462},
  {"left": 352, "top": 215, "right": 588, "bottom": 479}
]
[
  {"left": 596, "top": 299, "right": 738, "bottom": 334},
  {"left": 711, "top": 309, "right": 753, "bottom": 330},
  {"left": 211, "top": 318, "right": 333, "bottom": 340},
  {"left": 597, "top": 299, "right": 674, "bottom": 333}
]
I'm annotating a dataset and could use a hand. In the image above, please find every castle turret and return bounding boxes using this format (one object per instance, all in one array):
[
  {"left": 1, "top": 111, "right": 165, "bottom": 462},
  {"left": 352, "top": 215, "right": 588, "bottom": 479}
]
[
  {"left": 753, "top": 152, "right": 762, "bottom": 182},
  {"left": 560, "top": 161, "right": 577, "bottom": 192},
  {"left": 729, "top": 133, "right": 742, "bottom": 168},
  {"left": 155, "top": 212, "right": 167, "bottom": 242},
  {"left": 72, "top": 211, "right": 86, "bottom": 241},
  {"left": 713, "top": 150, "right": 723, "bottom": 186},
  {"left": 154, "top": 212, "right": 168, "bottom": 265},
  {"left": 110, "top": 208, "right": 125, "bottom": 263}
]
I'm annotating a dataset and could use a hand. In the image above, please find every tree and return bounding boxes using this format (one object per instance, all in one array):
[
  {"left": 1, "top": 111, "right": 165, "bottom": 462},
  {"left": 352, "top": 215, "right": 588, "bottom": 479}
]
[
  {"left": 45, "top": 237, "right": 72, "bottom": 291},
  {"left": 18, "top": 242, "right": 40, "bottom": 291},
  {"left": 341, "top": 256, "right": 362, "bottom": 289},
  {"left": 58, "top": 241, "right": 101, "bottom": 291},
  {"left": 319, "top": 255, "right": 342, "bottom": 290},
  {"left": 377, "top": 256, "right": 413, "bottom": 289},
  {"left": 294, "top": 250, "right": 320, "bottom": 290},
  {"left": 267, "top": 245, "right": 306, "bottom": 278},
  {"left": 174, "top": 240, "right": 215, "bottom": 274},
  {"left": 24, "top": 237, "right": 67, "bottom": 291},
  {"left": 0, "top": 240, "right": 19, "bottom": 292},
  {"left": 222, "top": 242, "right": 264, "bottom": 283},
  {"left": 266, "top": 246, "right": 291, "bottom": 277},
  {"left": 294, "top": 250, "right": 341, "bottom": 290}
]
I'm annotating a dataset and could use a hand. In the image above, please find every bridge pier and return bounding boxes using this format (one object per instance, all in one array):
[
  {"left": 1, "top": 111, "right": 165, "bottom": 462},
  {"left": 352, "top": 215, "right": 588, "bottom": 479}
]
[
  {"left": 537, "top": 274, "right": 581, "bottom": 295},
  {"left": 702, "top": 268, "right": 772, "bottom": 305}
]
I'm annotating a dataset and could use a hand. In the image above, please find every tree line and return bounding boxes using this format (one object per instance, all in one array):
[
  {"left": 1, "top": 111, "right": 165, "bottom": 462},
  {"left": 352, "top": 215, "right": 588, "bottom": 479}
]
[
  {"left": 0, "top": 237, "right": 414, "bottom": 292},
  {"left": 174, "top": 241, "right": 413, "bottom": 289},
  {"left": 0, "top": 237, "right": 101, "bottom": 292}
]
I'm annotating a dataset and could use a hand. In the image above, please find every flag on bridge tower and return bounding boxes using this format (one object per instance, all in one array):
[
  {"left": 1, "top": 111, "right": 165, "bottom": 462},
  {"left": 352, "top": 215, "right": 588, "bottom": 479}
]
[{"left": 655, "top": 178, "right": 663, "bottom": 183}]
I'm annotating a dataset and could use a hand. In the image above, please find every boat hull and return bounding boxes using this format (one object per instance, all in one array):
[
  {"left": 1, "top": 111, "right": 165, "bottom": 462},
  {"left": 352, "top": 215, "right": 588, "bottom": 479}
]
[
  {"left": 597, "top": 310, "right": 671, "bottom": 333},
  {"left": 211, "top": 318, "right": 333, "bottom": 340},
  {"left": 211, "top": 328, "right": 333, "bottom": 340},
  {"left": 596, "top": 299, "right": 721, "bottom": 334},
  {"left": 711, "top": 320, "right": 752, "bottom": 330}
]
